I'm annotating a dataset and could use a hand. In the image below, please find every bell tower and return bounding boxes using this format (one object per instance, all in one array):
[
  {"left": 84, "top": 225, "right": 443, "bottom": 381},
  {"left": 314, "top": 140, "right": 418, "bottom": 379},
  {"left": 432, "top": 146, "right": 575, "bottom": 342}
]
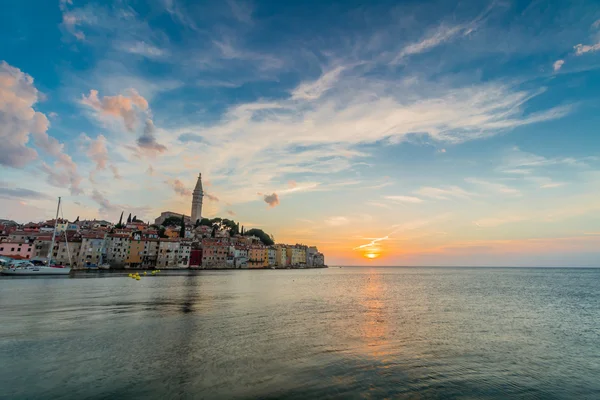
[{"left": 191, "top": 173, "right": 203, "bottom": 223}]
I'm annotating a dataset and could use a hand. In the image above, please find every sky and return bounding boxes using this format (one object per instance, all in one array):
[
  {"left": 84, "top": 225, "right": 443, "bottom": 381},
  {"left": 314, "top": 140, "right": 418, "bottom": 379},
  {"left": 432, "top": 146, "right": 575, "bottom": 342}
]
[{"left": 1, "top": 0, "right": 599, "bottom": 266}]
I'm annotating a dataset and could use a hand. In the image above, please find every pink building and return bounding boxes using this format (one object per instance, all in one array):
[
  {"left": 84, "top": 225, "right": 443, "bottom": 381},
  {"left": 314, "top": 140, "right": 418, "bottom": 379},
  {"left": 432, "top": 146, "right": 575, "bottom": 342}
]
[{"left": 0, "top": 241, "right": 35, "bottom": 259}]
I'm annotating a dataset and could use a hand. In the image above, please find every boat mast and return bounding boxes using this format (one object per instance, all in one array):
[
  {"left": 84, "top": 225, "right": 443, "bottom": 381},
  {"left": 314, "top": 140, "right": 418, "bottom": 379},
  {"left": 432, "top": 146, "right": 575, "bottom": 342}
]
[{"left": 47, "top": 197, "right": 61, "bottom": 263}]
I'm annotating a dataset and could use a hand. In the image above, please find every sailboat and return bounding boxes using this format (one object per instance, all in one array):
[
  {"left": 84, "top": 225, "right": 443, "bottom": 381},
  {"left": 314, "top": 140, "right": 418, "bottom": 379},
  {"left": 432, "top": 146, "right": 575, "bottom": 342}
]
[{"left": 1, "top": 197, "right": 72, "bottom": 276}]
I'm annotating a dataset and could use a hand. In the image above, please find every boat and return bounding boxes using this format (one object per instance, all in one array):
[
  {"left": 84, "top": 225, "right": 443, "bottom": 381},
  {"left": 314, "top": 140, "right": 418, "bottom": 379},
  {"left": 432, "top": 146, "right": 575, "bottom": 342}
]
[
  {"left": 98, "top": 263, "right": 110, "bottom": 270},
  {"left": 1, "top": 261, "right": 71, "bottom": 275},
  {"left": 1, "top": 197, "right": 71, "bottom": 276}
]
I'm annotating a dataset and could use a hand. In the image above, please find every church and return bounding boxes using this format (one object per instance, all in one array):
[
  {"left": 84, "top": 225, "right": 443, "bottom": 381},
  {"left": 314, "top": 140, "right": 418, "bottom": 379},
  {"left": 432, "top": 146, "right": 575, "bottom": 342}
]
[{"left": 154, "top": 173, "right": 203, "bottom": 225}]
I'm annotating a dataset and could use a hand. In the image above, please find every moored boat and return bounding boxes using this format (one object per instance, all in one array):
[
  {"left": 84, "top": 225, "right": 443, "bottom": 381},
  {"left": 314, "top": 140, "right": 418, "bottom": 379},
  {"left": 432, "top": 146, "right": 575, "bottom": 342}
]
[{"left": 1, "top": 197, "right": 72, "bottom": 276}]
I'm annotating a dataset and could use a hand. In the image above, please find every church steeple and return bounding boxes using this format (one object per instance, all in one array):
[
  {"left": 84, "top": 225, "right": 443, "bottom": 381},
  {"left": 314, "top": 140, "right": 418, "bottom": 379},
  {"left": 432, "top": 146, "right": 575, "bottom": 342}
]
[
  {"left": 191, "top": 173, "right": 204, "bottom": 223},
  {"left": 194, "top": 173, "right": 203, "bottom": 193}
]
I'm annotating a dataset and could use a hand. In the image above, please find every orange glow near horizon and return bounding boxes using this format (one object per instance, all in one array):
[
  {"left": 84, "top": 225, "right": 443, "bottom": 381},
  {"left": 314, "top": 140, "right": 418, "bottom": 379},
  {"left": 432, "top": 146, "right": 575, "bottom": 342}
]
[{"left": 363, "top": 251, "right": 381, "bottom": 259}]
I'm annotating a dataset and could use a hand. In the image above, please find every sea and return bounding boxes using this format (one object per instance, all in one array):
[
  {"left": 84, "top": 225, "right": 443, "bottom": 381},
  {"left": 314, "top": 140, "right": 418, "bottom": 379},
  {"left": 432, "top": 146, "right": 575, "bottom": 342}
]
[{"left": 1, "top": 267, "right": 599, "bottom": 399}]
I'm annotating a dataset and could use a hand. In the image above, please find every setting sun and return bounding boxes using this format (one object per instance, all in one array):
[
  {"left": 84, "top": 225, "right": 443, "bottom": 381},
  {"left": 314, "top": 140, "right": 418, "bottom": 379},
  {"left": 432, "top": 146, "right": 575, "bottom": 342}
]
[{"left": 364, "top": 252, "right": 380, "bottom": 259}]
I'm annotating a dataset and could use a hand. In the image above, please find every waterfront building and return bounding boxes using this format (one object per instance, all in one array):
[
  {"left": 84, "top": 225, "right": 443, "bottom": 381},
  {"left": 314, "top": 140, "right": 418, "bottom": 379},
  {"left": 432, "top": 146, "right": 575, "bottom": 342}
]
[
  {"left": 78, "top": 234, "right": 106, "bottom": 267},
  {"left": 157, "top": 239, "right": 179, "bottom": 268},
  {"left": 33, "top": 237, "right": 52, "bottom": 259},
  {"left": 0, "top": 241, "right": 34, "bottom": 259},
  {"left": 275, "top": 245, "right": 287, "bottom": 267},
  {"left": 248, "top": 246, "right": 265, "bottom": 268},
  {"left": 233, "top": 246, "right": 248, "bottom": 268},
  {"left": 105, "top": 234, "right": 130, "bottom": 267},
  {"left": 142, "top": 239, "right": 160, "bottom": 267},
  {"left": 286, "top": 246, "right": 306, "bottom": 266},
  {"left": 126, "top": 238, "right": 145, "bottom": 267},
  {"left": 201, "top": 239, "right": 229, "bottom": 268},
  {"left": 179, "top": 241, "right": 192, "bottom": 268},
  {"left": 191, "top": 173, "right": 204, "bottom": 224},
  {"left": 314, "top": 252, "right": 325, "bottom": 266},
  {"left": 54, "top": 239, "right": 82, "bottom": 267}
]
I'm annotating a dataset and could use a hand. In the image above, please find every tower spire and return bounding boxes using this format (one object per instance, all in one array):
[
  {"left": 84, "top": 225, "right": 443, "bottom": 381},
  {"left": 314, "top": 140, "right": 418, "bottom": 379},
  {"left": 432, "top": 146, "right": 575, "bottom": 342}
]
[{"left": 191, "top": 172, "right": 204, "bottom": 223}]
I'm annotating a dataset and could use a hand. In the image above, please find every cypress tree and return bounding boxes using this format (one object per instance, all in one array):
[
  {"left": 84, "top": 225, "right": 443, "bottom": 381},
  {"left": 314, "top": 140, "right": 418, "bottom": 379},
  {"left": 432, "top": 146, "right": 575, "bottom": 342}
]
[
  {"left": 127, "top": 213, "right": 132, "bottom": 224},
  {"left": 117, "top": 211, "right": 123, "bottom": 228},
  {"left": 180, "top": 215, "right": 185, "bottom": 238}
]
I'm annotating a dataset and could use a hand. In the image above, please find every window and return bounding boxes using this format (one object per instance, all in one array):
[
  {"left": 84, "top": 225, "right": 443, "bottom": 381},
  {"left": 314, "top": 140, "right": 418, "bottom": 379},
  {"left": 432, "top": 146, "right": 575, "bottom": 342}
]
[
  {"left": 27, "top": 248, "right": 31, "bottom": 252},
  {"left": 11, "top": 248, "right": 14, "bottom": 251}
]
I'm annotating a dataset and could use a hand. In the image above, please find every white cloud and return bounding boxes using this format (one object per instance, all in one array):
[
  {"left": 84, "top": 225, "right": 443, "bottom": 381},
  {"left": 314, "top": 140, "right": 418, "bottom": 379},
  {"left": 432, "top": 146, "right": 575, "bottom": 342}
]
[
  {"left": 0, "top": 61, "right": 82, "bottom": 195},
  {"left": 415, "top": 186, "right": 474, "bottom": 200},
  {"left": 465, "top": 177, "right": 520, "bottom": 195},
  {"left": 81, "top": 88, "right": 148, "bottom": 132},
  {"left": 553, "top": 59, "right": 564, "bottom": 71},
  {"left": 574, "top": 42, "right": 600, "bottom": 55},
  {"left": 540, "top": 182, "right": 565, "bottom": 189},
  {"left": 325, "top": 216, "right": 350, "bottom": 226},
  {"left": 384, "top": 195, "right": 424, "bottom": 203},
  {"left": 291, "top": 66, "right": 346, "bottom": 100},
  {"left": 117, "top": 41, "right": 167, "bottom": 58}
]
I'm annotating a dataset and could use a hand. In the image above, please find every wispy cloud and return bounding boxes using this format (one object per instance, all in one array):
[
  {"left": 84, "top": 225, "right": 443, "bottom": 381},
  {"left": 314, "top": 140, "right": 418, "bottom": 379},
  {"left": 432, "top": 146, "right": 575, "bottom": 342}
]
[
  {"left": 415, "top": 186, "right": 474, "bottom": 200},
  {"left": 384, "top": 195, "right": 424, "bottom": 203},
  {"left": 465, "top": 177, "right": 521, "bottom": 195},
  {"left": 325, "top": 216, "right": 350, "bottom": 226}
]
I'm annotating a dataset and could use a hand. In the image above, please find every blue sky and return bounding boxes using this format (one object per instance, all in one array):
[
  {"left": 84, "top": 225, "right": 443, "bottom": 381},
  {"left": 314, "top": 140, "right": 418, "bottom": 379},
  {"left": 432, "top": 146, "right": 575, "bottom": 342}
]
[{"left": 1, "top": 0, "right": 599, "bottom": 266}]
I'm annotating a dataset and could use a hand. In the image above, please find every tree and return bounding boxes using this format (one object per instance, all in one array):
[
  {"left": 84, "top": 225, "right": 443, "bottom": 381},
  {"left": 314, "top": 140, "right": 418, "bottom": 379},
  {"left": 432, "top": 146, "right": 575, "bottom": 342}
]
[
  {"left": 132, "top": 215, "right": 138, "bottom": 222},
  {"left": 211, "top": 225, "right": 217, "bottom": 238},
  {"left": 179, "top": 215, "right": 185, "bottom": 238},
  {"left": 75, "top": 216, "right": 79, "bottom": 222},
  {"left": 236, "top": 222, "right": 240, "bottom": 235},
  {"left": 194, "top": 219, "right": 200, "bottom": 228},
  {"left": 158, "top": 227, "right": 168, "bottom": 238},
  {"left": 162, "top": 216, "right": 183, "bottom": 227},
  {"left": 127, "top": 213, "right": 132, "bottom": 224},
  {"left": 199, "top": 218, "right": 212, "bottom": 227},
  {"left": 116, "top": 211, "right": 123, "bottom": 228},
  {"left": 245, "top": 229, "right": 274, "bottom": 246},
  {"left": 241, "top": 225, "right": 245, "bottom": 235}
]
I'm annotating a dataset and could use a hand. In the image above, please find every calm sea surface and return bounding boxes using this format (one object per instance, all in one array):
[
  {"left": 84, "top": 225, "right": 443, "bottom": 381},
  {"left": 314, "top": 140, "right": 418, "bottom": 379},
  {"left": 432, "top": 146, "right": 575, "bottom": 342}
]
[{"left": 1, "top": 267, "right": 599, "bottom": 399}]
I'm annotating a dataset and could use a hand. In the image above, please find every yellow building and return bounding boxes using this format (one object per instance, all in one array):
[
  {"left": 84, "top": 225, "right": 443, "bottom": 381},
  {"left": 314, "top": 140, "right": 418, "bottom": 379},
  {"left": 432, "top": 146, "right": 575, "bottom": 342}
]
[
  {"left": 248, "top": 246, "right": 265, "bottom": 268},
  {"left": 126, "top": 239, "right": 145, "bottom": 266},
  {"left": 275, "top": 245, "right": 287, "bottom": 267},
  {"left": 286, "top": 246, "right": 306, "bottom": 266},
  {"left": 164, "top": 227, "right": 180, "bottom": 238}
]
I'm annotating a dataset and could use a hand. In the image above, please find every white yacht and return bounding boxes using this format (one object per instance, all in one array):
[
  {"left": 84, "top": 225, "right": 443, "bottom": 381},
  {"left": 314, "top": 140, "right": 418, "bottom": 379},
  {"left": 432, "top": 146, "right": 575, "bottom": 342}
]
[
  {"left": 1, "top": 197, "right": 72, "bottom": 276},
  {"left": 1, "top": 261, "right": 71, "bottom": 275}
]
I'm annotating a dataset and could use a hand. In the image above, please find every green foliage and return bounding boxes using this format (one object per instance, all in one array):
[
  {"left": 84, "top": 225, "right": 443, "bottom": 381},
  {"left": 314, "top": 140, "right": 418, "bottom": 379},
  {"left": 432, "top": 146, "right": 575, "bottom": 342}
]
[
  {"left": 162, "top": 216, "right": 183, "bottom": 227},
  {"left": 179, "top": 215, "right": 185, "bottom": 238},
  {"left": 116, "top": 211, "right": 123, "bottom": 228},
  {"left": 158, "top": 227, "right": 168, "bottom": 238},
  {"left": 127, "top": 213, "right": 132, "bottom": 223},
  {"left": 211, "top": 225, "right": 217, "bottom": 238},
  {"left": 199, "top": 218, "right": 212, "bottom": 227},
  {"left": 244, "top": 228, "right": 274, "bottom": 246}
]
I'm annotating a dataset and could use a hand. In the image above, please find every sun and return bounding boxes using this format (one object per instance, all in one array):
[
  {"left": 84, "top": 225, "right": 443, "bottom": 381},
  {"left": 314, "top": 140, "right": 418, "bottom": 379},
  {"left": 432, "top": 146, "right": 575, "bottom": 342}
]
[{"left": 364, "top": 252, "right": 380, "bottom": 259}]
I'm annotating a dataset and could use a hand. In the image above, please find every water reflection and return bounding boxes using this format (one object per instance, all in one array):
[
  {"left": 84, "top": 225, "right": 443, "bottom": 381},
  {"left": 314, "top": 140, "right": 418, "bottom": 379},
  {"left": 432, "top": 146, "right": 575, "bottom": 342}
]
[
  {"left": 357, "top": 271, "right": 389, "bottom": 359},
  {"left": 1, "top": 268, "right": 600, "bottom": 399}
]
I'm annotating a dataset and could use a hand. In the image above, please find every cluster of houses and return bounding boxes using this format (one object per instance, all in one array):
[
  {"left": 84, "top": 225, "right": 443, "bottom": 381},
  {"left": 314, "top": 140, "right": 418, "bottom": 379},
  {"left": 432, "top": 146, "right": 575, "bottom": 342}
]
[{"left": 0, "top": 217, "right": 326, "bottom": 270}]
